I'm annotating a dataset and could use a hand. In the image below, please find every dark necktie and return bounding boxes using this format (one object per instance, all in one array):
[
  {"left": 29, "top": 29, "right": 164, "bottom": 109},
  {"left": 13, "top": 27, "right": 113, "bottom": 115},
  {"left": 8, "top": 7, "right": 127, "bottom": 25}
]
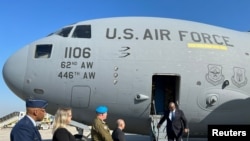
[
  {"left": 171, "top": 111, "right": 175, "bottom": 121},
  {"left": 34, "top": 126, "right": 42, "bottom": 141}
]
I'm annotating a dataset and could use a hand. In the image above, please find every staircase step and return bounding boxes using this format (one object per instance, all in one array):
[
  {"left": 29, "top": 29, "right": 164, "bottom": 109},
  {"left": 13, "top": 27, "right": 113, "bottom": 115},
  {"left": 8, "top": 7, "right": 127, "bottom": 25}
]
[{"left": 150, "top": 114, "right": 168, "bottom": 141}]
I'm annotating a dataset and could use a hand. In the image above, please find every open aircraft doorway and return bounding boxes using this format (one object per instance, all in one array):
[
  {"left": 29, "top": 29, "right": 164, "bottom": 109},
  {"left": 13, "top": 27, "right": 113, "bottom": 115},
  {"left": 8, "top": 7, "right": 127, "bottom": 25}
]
[{"left": 151, "top": 74, "right": 180, "bottom": 115}]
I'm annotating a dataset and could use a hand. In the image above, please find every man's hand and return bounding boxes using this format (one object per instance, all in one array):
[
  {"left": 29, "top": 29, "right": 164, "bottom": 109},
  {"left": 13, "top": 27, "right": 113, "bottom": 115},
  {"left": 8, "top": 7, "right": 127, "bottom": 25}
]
[{"left": 184, "top": 128, "right": 189, "bottom": 133}]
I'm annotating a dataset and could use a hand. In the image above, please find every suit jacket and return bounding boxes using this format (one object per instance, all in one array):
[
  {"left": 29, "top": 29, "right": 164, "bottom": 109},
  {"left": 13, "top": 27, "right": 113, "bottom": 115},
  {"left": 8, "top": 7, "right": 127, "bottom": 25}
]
[
  {"left": 10, "top": 116, "right": 42, "bottom": 141},
  {"left": 158, "top": 109, "right": 188, "bottom": 137},
  {"left": 112, "top": 127, "right": 125, "bottom": 141}
]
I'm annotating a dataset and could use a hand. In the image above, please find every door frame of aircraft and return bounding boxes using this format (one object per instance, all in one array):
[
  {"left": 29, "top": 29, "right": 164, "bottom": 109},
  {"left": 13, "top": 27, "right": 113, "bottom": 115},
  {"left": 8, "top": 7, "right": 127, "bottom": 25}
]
[
  {"left": 71, "top": 85, "right": 91, "bottom": 108},
  {"left": 151, "top": 74, "right": 180, "bottom": 115}
]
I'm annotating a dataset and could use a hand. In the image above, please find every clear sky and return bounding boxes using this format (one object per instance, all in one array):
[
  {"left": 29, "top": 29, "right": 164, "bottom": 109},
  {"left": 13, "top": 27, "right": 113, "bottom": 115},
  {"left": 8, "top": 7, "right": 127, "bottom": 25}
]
[{"left": 1, "top": 0, "right": 250, "bottom": 117}]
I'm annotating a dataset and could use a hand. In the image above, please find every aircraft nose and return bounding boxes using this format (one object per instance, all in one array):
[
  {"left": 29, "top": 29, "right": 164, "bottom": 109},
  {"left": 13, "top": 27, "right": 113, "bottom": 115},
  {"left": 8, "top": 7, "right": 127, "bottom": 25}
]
[{"left": 2, "top": 46, "right": 28, "bottom": 99}]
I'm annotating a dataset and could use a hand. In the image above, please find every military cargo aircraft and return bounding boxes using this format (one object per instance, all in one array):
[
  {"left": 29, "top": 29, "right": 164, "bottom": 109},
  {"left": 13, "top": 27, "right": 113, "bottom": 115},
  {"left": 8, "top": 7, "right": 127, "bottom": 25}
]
[{"left": 3, "top": 17, "right": 250, "bottom": 140}]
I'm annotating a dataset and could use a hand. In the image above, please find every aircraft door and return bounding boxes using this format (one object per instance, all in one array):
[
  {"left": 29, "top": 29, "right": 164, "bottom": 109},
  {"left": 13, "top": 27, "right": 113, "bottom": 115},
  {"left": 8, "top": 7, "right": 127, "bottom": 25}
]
[
  {"left": 151, "top": 75, "right": 180, "bottom": 115},
  {"left": 71, "top": 86, "right": 90, "bottom": 108}
]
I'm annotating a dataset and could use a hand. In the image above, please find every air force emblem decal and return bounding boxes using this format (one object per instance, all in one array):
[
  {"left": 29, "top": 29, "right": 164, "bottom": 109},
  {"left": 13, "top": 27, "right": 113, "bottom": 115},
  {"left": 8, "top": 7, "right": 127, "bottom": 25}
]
[
  {"left": 231, "top": 67, "right": 247, "bottom": 88},
  {"left": 206, "top": 64, "right": 224, "bottom": 86}
]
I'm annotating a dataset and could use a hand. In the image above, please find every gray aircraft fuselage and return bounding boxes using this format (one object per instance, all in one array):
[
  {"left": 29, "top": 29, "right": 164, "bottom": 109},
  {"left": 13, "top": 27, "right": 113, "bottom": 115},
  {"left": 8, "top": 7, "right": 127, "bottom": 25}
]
[{"left": 3, "top": 17, "right": 250, "bottom": 137}]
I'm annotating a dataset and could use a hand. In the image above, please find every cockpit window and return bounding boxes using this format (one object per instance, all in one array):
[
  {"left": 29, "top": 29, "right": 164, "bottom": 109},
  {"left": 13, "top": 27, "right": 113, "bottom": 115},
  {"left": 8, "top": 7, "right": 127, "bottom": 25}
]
[
  {"left": 49, "top": 26, "right": 73, "bottom": 37},
  {"left": 72, "top": 25, "right": 91, "bottom": 38},
  {"left": 57, "top": 26, "right": 73, "bottom": 37},
  {"left": 35, "top": 44, "right": 52, "bottom": 58}
]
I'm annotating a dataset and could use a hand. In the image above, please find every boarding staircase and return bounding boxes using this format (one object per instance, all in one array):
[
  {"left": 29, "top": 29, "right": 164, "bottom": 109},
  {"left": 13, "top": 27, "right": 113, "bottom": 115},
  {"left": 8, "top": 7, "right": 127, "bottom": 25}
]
[
  {"left": 150, "top": 114, "right": 168, "bottom": 141},
  {"left": 0, "top": 111, "right": 25, "bottom": 129},
  {"left": 150, "top": 100, "right": 167, "bottom": 141}
]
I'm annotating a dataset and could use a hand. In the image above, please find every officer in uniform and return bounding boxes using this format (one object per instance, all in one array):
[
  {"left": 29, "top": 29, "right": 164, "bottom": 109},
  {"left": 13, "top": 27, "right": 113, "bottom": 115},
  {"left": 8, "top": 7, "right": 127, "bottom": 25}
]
[
  {"left": 10, "top": 99, "right": 48, "bottom": 141},
  {"left": 91, "top": 105, "right": 113, "bottom": 141}
]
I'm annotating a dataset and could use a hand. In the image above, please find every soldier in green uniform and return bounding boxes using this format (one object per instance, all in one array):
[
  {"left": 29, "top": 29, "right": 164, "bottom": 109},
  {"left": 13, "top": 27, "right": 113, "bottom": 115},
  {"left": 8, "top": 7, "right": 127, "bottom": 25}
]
[{"left": 91, "top": 105, "right": 113, "bottom": 141}]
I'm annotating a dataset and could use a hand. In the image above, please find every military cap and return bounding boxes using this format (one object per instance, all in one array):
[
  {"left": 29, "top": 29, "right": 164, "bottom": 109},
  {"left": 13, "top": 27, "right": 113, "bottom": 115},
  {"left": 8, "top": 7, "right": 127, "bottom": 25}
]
[
  {"left": 26, "top": 99, "right": 48, "bottom": 108},
  {"left": 96, "top": 105, "right": 108, "bottom": 113}
]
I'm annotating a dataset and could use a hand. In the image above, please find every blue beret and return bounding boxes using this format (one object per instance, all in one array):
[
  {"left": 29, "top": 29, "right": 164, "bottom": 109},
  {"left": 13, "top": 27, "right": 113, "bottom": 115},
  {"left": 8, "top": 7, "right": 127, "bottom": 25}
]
[
  {"left": 26, "top": 99, "right": 48, "bottom": 108},
  {"left": 96, "top": 106, "right": 108, "bottom": 113}
]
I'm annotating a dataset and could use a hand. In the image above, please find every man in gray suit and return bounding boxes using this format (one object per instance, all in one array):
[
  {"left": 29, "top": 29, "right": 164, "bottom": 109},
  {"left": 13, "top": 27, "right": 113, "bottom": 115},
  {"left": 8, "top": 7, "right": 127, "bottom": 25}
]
[
  {"left": 157, "top": 102, "right": 189, "bottom": 141},
  {"left": 10, "top": 99, "right": 48, "bottom": 141}
]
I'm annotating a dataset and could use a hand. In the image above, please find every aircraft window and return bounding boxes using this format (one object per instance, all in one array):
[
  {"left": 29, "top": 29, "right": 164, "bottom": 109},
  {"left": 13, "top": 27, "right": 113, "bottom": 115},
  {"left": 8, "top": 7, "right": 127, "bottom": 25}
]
[
  {"left": 47, "top": 26, "right": 73, "bottom": 37},
  {"left": 56, "top": 26, "right": 73, "bottom": 37},
  {"left": 35, "top": 44, "right": 52, "bottom": 58},
  {"left": 72, "top": 25, "right": 91, "bottom": 38}
]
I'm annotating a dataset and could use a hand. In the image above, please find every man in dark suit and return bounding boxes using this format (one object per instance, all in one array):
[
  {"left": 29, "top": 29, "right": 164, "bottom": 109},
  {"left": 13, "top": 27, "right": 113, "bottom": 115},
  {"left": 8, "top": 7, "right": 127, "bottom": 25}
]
[
  {"left": 157, "top": 102, "right": 189, "bottom": 141},
  {"left": 112, "top": 119, "right": 126, "bottom": 141},
  {"left": 10, "top": 99, "right": 48, "bottom": 141}
]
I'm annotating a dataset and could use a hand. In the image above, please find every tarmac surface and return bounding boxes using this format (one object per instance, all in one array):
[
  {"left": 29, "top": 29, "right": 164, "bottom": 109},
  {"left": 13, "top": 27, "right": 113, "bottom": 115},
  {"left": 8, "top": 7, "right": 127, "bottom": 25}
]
[{"left": 0, "top": 126, "right": 207, "bottom": 141}]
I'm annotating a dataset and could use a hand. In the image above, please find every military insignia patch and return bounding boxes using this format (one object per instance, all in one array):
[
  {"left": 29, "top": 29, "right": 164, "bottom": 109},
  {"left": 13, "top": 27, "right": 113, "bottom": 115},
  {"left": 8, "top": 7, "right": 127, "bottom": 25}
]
[
  {"left": 206, "top": 64, "right": 225, "bottom": 86},
  {"left": 231, "top": 67, "right": 247, "bottom": 88}
]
